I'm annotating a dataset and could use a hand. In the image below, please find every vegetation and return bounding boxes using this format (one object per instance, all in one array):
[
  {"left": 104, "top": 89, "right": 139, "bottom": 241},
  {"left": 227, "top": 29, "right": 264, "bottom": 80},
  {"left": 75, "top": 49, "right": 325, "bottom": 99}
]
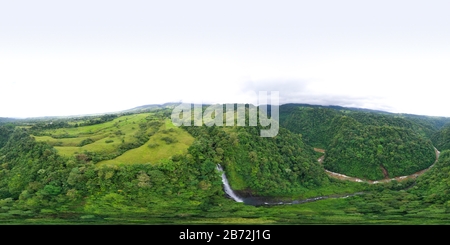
[
  {"left": 431, "top": 123, "right": 450, "bottom": 151},
  {"left": 324, "top": 118, "right": 435, "bottom": 180},
  {"left": 0, "top": 103, "right": 449, "bottom": 224},
  {"left": 281, "top": 105, "right": 439, "bottom": 179},
  {"left": 97, "top": 119, "right": 194, "bottom": 166}
]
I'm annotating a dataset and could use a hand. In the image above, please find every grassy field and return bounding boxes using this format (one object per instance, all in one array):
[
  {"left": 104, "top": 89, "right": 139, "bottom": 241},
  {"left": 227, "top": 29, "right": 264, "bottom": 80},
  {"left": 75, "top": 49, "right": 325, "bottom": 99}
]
[
  {"left": 97, "top": 119, "right": 194, "bottom": 166},
  {"left": 35, "top": 113, "right": 152, "bottom": 138},
  {"left": 33, "top": 113, "right": 194, "bottom": 165}
]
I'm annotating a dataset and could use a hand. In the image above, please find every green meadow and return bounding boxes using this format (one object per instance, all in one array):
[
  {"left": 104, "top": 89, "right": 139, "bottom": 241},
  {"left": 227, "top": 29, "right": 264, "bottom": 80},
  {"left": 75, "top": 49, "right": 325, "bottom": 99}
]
[
  {"left": 33, "top": 113, "right": 193, "bottom": 165},
  {"left": 98, "top": 119, "right": 194, "bottom": 166}
]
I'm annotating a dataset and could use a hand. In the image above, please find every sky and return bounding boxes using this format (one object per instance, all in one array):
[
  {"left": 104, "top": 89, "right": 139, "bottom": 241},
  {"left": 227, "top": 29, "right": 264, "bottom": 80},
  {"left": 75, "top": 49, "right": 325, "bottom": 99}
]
[{"left": 1, "top": 1, "right": 450, "bottom": 118}]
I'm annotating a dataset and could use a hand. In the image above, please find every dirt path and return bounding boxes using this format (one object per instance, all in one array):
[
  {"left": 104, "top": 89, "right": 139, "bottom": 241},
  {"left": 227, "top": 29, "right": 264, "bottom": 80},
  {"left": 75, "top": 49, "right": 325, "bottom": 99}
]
[
  {"left": 314, "top": 148, "right": 325, "bottom": 153},
  {"left": 314, "top": 147, "right": 440, "bottom": 184},
  {"left": 380, "top": 165, "right": 389, "bottom": 179}
]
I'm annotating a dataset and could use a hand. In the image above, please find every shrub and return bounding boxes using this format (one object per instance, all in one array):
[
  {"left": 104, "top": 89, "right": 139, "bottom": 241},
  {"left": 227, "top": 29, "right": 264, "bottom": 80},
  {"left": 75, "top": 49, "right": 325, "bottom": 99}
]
[
  {"left": 171, "top": 154, "right": 183, "bottom": 162},
  {"left": 161, "top": 136, "right": 178, "bottom": 144},
  {"left": 161, "top": 128, "right": 176, "bottom": 134},
  {"left": 148, "top": 143, "right": 159, "bottom": 148},
  {"left": 43, "top": 184, "right": 61, "bottom": 196},
  {"left": 78, "top": 138, "right": 95, "bottom": 147}
]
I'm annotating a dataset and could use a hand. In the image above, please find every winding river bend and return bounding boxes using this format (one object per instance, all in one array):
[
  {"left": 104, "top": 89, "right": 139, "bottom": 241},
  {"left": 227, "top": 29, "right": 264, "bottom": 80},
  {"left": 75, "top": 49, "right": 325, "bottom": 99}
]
[
  {"left": 317, "top": 147, "right": 440, "bottom": 184},
  {"left": 216, "top": 146, "right": 439, "bottom": 206}
]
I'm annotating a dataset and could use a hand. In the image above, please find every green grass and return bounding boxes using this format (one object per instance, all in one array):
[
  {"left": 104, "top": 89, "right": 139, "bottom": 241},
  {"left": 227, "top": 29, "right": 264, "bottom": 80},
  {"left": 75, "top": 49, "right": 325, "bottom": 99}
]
[
  {"left": 34, "top": 113, "right": 194, "bottom": 163},
  {"left": 54, "top": 146, "right": 83, "bottom": 156},
  {"left": 164, "top": 118, "right": 177, "bottom": 129},
  {"left": 97, "top": 119, "right": 194, "bottom": 166},
  {"left": 225, "top": 162, "right": 248, "bottom": 190},
  {"left": 33, "top": 134, "right": 109, "bottom": 147},
  {"left": 35, "top": 113, "right": 156, "bottom": 157},
  {"left": 38, "top": 113, "right": 152, "bottom": 138},
  {"left": 181, "top": 217, "right": 276, "bottom": 224}
]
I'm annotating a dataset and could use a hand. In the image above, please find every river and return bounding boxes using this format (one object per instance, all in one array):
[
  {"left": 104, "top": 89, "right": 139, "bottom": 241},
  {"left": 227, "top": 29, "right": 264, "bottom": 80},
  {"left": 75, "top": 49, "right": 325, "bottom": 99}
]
[
  {"left": 216, "top": 164, "right": 364, "bottom": 206},
  {"left": 217, "top": 147, "right": 439, "bottom": 205}
]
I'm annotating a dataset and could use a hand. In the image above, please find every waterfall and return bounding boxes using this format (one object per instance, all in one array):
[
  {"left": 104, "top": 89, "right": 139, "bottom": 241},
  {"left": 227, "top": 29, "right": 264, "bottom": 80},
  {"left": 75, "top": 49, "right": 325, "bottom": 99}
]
[
  {"left": 216, "top": 164, "right": 364, "bottom": 206},
  {"left": 216, "top": 164, "right": 244, "bottom": 203}
]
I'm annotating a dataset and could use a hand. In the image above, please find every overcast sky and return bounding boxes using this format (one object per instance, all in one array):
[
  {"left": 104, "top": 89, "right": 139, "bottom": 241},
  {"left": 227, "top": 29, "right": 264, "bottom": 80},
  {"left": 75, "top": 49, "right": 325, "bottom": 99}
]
[{"left": 1, "top": 1, "right": 450, "bottom": 118}]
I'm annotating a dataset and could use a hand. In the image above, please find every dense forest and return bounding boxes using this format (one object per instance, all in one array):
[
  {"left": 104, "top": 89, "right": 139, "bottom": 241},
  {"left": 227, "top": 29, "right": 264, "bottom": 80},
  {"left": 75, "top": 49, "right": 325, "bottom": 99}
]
[
  {"left": 280, "top": 104, "right": 450, "bottom": 147},
  {"left": 324, "top": 122, "right": 435, "bottom": 180},
  {"left": 280, "top": 104, "right": 444, "bottom": 180},
  {"left": 431, "top": 123, "right": 450, "bottom": 151},
  {"left": 183, "top": 125, "right": 328, "bottom": 196}
]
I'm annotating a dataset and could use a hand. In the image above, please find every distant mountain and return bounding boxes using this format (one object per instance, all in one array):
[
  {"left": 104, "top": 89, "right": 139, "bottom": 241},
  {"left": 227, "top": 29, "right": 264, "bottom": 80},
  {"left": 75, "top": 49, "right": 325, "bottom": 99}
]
[
  {"left": 2, "top": 103, "right": 183, "bottom": 122},
  {"left": 3, "top": 101, "right": 450, "bottom": 124},
  {"left": 119, "top": 102, "right": 181, "bottom": 113},
  {"left": 0, "top": 117, "right": 17, "bottom": 123},
  {"left": 280, "top": 103, "right": 394, "bottom": 114}
]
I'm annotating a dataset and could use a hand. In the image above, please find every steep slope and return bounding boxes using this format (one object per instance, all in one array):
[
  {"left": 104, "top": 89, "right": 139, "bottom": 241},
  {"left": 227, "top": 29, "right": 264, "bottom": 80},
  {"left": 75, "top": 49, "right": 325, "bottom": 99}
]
[
  {"left": 431, "top": 123, "right": 450, "bottom": 151},
  {"left": 280, "top": 105, "right": 339, "bottom": 148},
  {"left": 324, "top": 118, "right": 436, "bottom": 180},
  {"left": 409, "top": 149, "right": 450, "bottom": 208},
  {"left": 0, "top": 125, "right": 14, "bottom": 149},
  {"left": 0, "top": 126, "right": 224, "bottom": 217},
  {"left": 346, "top": 149, "right": 450, "bottom": 218},
  {"left": 280, "top": 104, "right": 450, "bottom": 145},
  {"left": 280, "top": 105, "right": 438, "bottom": 180},
  {"left": 183, "top": 124, "right": 328, "bottom": 197}
]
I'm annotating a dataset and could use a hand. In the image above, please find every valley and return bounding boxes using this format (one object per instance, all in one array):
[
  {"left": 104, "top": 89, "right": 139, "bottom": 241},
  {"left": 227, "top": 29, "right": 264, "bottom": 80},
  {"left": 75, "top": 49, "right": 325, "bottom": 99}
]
[
  {"left": 1, "top": 103, "right": 450, "bottom": 224},
  {"left": 316, "top": 147, "right": 440, "bottom": 184}
]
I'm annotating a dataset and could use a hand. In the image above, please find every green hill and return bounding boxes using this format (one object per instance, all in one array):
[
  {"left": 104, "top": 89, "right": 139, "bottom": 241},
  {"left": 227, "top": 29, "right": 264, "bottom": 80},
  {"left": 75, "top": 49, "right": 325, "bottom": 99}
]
[
  {"left": 431, "top": 123, "right": 450, "bottom": 151},
  {"left": 183, "top": 124, "right": 329, "bottom": 197},
  {"left": 98, "top": 119, "right": 194, "bottom": 166},
  {"left": 279, "top": 105, "right": 338, "bottom": 149},
  {"left": 324, "top": 122, "right": 435, "bottom": 180},
  {"left": 280, "top": 104, "right": 441, "bottom": 179},
  {"left": 29, "top": 112, "right": 193, "bottom": 166}
]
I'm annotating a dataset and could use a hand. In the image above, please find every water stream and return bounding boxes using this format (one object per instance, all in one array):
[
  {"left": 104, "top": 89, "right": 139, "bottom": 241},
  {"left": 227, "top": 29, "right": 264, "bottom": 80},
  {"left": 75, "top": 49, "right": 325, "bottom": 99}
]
[
  {"left": 216, "top": 164, "right": 244, "bottom": 202},
  {"left": 216, "top": 147, "right": 439, "bottom": 206},
  {"left": 216, "top": 164, "right": 364, "bottom": 206}
]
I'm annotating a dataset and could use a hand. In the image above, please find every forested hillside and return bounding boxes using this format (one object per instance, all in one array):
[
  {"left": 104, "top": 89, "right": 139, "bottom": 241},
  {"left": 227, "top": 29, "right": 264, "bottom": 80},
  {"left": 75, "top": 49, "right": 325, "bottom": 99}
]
[
  {"left": 280, "top": 104, "right": 442, "bottom": 180},
  {"left": 279, "top": 105, "right": 338, "bottom": 148},
  {"left": 0, "top": 125, "right": 227, "bottom": 219},
  {"left": 280, "top": 104, "right": 450, "bottom": 147},
  {"left": 410, "top": 149, "right": 450, "bottom": 207},
  {"left": 324, "top": 121, "right": 435, "bottom": 180},
  {"left": 0, "top": 108, "right": 353, "bottom": 221},
  {"left": 342, "top": 149, "right": 450, "bottom": 220},
  {"left": 431, "top": 123, "right": 450, "bottom": 151},
  {"left": 183, "top": 125, "right": 328, "bottom": 196}
]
